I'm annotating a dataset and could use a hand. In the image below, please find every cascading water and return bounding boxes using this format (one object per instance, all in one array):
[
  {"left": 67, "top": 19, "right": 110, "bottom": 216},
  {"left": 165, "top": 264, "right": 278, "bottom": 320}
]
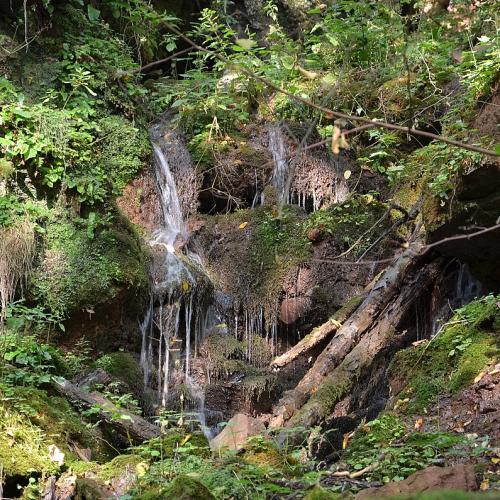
[
  {"left": 140, "top": 127, "right": 214, "bottom": 413},
  {"left": 266, "top": 124, "right": 350, "bottom": 211}
]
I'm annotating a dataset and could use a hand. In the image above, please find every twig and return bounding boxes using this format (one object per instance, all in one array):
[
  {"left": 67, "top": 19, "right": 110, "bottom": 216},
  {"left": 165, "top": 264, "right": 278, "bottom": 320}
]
[
  {"left": 128, "top": 47, "right": 194, "bottom": 74},
  {"left": 312, "top": 223, "right": 500, "bottom": 266},
  {"left": 161, "top": 23, "right": 499, "bottom": 157}
]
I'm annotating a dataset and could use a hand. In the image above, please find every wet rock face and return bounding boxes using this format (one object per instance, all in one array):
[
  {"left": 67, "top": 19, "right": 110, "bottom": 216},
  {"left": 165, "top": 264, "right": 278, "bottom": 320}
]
[
  {"left": 429, "top": 163, "right": 500, "bottom": 289},
  {"left": 117, "top": 167, "right": 162, "bottom": 238}
]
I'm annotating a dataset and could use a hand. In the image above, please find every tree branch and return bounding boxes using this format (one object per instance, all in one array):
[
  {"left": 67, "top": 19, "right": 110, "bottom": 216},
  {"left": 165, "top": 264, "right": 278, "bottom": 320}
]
[{"left": 162, "top": 23, "right": 499, "bottom": 157}]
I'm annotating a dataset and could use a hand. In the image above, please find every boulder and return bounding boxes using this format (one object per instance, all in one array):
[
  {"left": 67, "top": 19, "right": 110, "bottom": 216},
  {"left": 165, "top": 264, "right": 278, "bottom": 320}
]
[
  {"left": 210, "top": 413, "right": 266, "bottom": 452},
  {"left": 280, "top": 296, "right": 311, "bottom": 324},
  {"left": 355, "top": 464, "right": 477, "bottom": 499}
]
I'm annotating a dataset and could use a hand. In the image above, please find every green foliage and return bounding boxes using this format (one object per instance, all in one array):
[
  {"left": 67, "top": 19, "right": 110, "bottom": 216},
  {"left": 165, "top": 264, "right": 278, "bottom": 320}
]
[
  {"left": 140, "top": 474, "right": 215, "bottom": 500},
  {"left": 30, "top": 209, "right": 148, "bottom": 317},
  {"left": 395, "top": 141, "right": 482, "bottom": 201},
  {"left": 304, "top": 195, "right": 388, "bottom": 256},
  {"left": 388, "top": 295, "right": 500, "bottom": 413},
  {"left": 132, "top": 429, "right": 210, "bottom": 462},
  {"left": 1, "top": 333, "right": 64, "bottom": 386},
  {"left": 344, "top": 414, "right": 464, "bottom": 483}
]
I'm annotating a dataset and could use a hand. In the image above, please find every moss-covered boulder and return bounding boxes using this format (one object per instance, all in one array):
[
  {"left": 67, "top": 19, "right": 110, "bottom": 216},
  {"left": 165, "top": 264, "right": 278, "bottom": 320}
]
[
  {"left": 388, "top": 294, "right": 500, "bottom": 414},
  {"left": 0, "top": 386, "right": 109, "bottom": 479},
  {"left": 30, "top": 208, "right": 148, "bottom": 318},
  {"left": 142, "top": 475, "right": 215, "bottom": 500}
]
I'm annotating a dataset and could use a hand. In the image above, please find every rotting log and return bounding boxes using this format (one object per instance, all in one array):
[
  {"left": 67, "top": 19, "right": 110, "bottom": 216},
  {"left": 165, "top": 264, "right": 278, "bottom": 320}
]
[
  {"left": 270, "top": 245, "right": 439, "bottom": 428},
  {"left": 53, "top": 378, "right": 160, "bottom": 443},
  {"left": 271, "top": 295, "right": 365, "bottom": 370}
]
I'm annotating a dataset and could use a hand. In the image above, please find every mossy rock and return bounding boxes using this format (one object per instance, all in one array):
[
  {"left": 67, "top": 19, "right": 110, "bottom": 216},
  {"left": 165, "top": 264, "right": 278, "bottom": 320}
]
[
  {"left": 0, "top": 403, "right": 59, "bottom": 477},
  {"left": 137, "top": 475, "right": 215, "bottom": 500},
  {"left": 30, "top": 208, "right": 148, "bottom": 317},
  {"left": 388, "top": 295, "right": 500, "bottom": 413},
  {"left": 136, "top": 429, "right": 210, "bottom": 460},
  {"left": 95, "top": 351, "right": 143, "bottom": 394},
  {"left": 1, "top": 386, "right": 109, "bottom": 468},
  {"left": 240, "top": 439, "right": 295, "bottom": 473},
  {"left": 304, "top": 486, "right": 341, "bottom": 500}
]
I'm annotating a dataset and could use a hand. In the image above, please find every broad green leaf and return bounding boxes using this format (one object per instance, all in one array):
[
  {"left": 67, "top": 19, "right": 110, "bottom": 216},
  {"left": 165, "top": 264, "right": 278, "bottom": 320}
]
[{"left": 87, "top": 4, "right": 101, "bottom": 21}]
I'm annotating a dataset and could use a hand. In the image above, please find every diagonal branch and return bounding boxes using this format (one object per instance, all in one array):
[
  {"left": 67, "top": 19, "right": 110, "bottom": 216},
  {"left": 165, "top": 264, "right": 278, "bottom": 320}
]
[{"left": 162, "top": 23, "right": 499, "bottom": 158}]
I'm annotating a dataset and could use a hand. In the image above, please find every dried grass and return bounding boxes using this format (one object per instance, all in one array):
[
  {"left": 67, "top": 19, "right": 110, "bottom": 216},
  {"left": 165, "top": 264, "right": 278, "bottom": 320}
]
[{"left": 0, "top": 219, "right": 36, "bottom": 323}]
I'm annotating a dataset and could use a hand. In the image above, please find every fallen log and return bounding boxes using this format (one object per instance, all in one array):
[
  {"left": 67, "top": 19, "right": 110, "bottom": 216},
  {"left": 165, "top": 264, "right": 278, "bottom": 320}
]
[
  {"left": 270, "top": 244, "right": 438, "bottom": 427},
  {"left": 53, "top": 378, "right": 160, "bottom": 444},
  {"left": 288, "top": 258, "right": 441, "bottom": 427},
  {"left": 271, "top": 295, "right": 365, "bottom": 370}
]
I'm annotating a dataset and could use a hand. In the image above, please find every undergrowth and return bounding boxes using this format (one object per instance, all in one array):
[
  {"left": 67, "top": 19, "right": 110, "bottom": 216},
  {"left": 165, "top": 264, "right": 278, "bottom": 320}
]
[{"left": 389, "top": 294, "right": 500, "bottom": 414}]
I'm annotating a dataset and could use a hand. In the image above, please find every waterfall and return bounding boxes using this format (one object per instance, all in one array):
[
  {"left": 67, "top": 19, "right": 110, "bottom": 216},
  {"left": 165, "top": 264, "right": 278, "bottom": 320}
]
[
  {"left": 266, "top": 124, "right": 350, "bottom": 212},
  {"left": 427, "top": 261, "right": 483, "bottom": 338},
  {"left": 150, "top": 142, "right": 184, "bottom": 253},
  {"left": 140, "top": 128, "right": 214, "bottom": 410}
]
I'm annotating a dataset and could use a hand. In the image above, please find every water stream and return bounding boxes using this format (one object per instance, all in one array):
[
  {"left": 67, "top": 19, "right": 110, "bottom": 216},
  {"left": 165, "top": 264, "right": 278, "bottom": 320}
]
[{"left": 140, "top": 128, "right": 214, "bottom": 414}]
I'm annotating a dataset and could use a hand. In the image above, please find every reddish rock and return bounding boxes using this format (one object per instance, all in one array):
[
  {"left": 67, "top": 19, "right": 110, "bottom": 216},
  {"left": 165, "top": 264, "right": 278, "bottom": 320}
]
[
  {"left": 210, "top": 413, "right": 266, "bottom": 452},
  {"left": 356, "top": 464, "right": 477, "bottom": 499},
  {"left": 116, "top": 168, "right": 162, "bottom": 236},
  {"left": 280, "top": 297, "right": 311, "bottom": 325},
  {"left": 307, "top": 227, "right": 322, "bottom": 242}
]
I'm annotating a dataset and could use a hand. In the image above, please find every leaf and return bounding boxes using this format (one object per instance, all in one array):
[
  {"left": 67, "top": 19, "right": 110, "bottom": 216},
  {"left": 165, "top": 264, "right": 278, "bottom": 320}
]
[
  {"left": 331, "top": 126, "right": 341, "bottom": 154},
  {"left": 87, "top": 4, "right": 101, "bottom": 21},
  {"left": 342, "top": 433, "right": 350, "bottom": 449},
  {"left": 344, "top": 170, "right": 352, "bottom": 180},
  {"left": 474, "top": 371, "right": 485, "bottom": 384},
  {"left": 136, "top": 461, "right": 149, "bottom": 477},
  {"left": 414, "top": 417, "right": 423, "bottom": 430},
  {"left": 181, "top": 280, "right": 190, "bottom": 293},
  {"left": 180, "top": 434, "right": 192, "bottom": 446},
  {"left": 235, "top": 39, "right": 256, "bottom": 51},
  {"left": 297, "top": 66, "right": 318, "bottom": 80},
  {"left": 239, "top": 222, "right": 248, "bottom": 229},
  {"left": 480, "top": 479, "right": 490, "bottom": 491}
]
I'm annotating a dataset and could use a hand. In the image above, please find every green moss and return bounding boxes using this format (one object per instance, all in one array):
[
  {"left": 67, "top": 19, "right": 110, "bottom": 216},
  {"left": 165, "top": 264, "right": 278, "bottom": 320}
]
[
  {"left": 95, "top": 116, "right": 149, "bottom": 195},
  {"left": 292, "top": 370, "right": 351, "bottom": 425},
  {"left": 5, "top": 386, "right": 101, "bottom": 462},
  {"left": 160, "top": 475, "right": 215, "bottom": 500},
  {"left": 133, "top": 430, "right": 210, "bottom": 460},
  {"left": 95, "top": 352, "right": 142, "bottom": 391},
  {"left": 30, "top": 208, "right": 148, "bottom": 317},
  {"left": 331, "top": 295, "right": 364, "bottom": 322},
  {"left": 241, "top": 437, "right": 295, "bottom": 472},
  {"left": 303, "top": 196, "right": 390, "bottom": 258},
  {"left": 0, "top": 402, "right": 59, "bottom": 477},
  {"left": 200, "top": 206, "right": 310, "bottom": 327},
  {"left": 389, "top": 295, "right": 500, "bottom": 414},
  {"left": 304, "top": 486, "right": 340, "bottom": 500},
  {"left": 98, "top": 454, "right": 143, "bottom": 481}
]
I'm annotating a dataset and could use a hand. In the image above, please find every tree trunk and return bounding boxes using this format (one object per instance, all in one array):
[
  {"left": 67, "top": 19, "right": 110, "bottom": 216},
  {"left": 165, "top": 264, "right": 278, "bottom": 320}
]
[
  {"left": 271, "top": 295, "right": 365, "bottom": 370},
  {"left": 270, "top": 245, "right": 439, "bottom": 427},
  {"left": 53, "top": 379, "right": 160, "bottom": 443}
]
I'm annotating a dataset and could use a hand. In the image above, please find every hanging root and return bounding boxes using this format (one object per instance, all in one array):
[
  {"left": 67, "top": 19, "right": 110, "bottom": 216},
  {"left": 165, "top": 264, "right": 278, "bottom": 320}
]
[{"left": 0, "top": 219, "right": 36, "bottom": 323}]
